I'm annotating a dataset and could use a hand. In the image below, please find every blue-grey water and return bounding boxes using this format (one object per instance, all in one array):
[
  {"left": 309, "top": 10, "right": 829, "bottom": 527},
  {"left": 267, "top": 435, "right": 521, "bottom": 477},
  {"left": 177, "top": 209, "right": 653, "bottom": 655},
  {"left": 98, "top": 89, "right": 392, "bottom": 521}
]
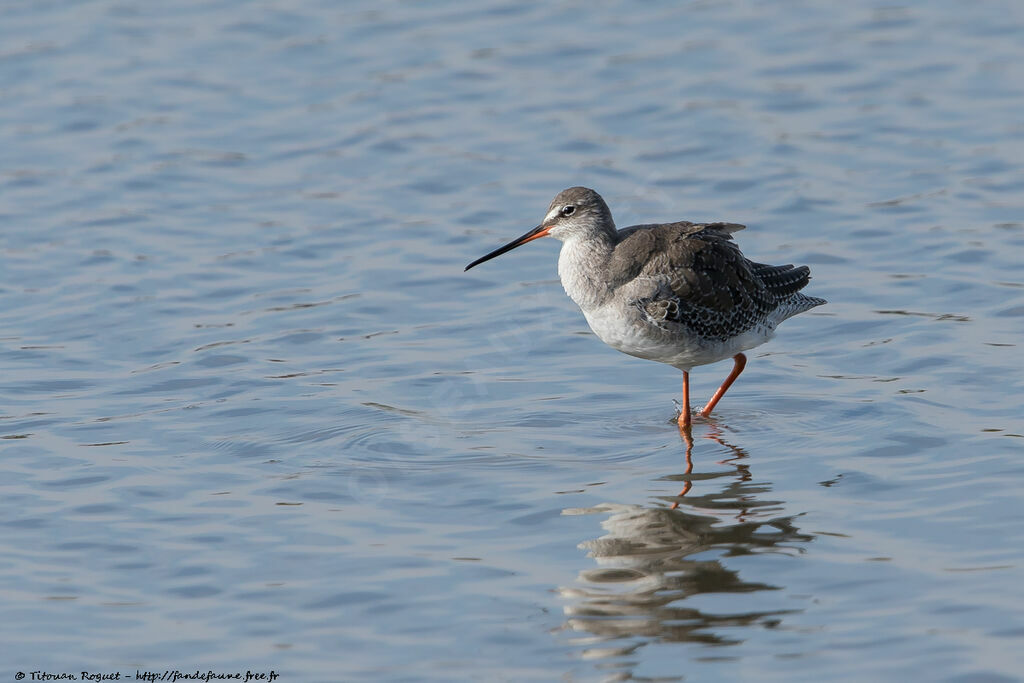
[{"left": 2, "top": 1, "right": 1023, "bottom": 680}]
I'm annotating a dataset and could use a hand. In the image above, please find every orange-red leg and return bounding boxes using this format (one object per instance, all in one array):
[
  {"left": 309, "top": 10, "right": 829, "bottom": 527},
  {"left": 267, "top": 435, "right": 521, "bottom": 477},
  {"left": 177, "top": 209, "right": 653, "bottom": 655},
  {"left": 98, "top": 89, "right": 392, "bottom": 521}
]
[
  {"left": 699, "top": 353, "right": 747, "bottom": 418},
  {"left": 677, "top": 371, "right": 691, "bottom": 428}
]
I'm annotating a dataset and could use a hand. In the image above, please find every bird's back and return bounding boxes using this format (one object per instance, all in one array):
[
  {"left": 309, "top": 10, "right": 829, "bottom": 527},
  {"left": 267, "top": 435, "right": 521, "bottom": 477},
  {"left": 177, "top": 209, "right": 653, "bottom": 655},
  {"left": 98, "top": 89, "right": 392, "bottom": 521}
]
[{"left": 608, "top": 221, "right": 825, "bottom": 343}]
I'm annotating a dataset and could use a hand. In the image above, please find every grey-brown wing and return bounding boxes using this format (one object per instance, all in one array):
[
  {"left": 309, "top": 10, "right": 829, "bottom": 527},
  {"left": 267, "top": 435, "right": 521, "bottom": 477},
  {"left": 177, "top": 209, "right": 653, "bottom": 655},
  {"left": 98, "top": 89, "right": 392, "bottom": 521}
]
[{"left": 626, "top": 224, "right": 780, "bottom": 342}]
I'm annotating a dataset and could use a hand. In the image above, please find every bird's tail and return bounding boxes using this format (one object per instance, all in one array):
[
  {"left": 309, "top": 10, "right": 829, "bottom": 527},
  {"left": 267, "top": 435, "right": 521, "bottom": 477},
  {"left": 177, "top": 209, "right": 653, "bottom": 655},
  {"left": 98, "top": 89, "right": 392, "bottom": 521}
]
[{"left": 773, "top": 292, "right": 827, "bottom": 323}]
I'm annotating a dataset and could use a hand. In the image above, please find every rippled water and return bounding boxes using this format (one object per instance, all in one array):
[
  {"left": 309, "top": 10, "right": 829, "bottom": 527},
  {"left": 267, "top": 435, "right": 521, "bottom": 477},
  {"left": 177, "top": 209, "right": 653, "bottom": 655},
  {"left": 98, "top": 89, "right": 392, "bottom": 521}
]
[{"left": 2, "top": 1, "right": 1023, "bottom": 680}]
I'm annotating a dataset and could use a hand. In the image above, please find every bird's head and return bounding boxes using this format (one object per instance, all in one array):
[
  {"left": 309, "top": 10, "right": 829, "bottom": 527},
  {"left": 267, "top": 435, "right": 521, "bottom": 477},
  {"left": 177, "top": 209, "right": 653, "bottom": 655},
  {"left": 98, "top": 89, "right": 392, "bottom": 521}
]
[{"left": 464, "top": 187, "right": 614, "bottom": 271}]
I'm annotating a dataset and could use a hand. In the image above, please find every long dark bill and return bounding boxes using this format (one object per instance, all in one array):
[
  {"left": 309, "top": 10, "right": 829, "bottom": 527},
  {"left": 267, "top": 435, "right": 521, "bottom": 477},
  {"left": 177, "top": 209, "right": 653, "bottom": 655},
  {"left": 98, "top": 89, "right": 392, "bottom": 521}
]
[{"left": 464, "top": 224, "right": 550, "bottom": 271}]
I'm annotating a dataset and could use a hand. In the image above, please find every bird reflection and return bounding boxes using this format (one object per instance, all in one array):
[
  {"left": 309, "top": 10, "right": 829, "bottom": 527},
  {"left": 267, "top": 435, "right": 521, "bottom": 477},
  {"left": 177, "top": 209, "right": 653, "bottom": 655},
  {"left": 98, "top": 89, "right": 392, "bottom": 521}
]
[
  {"left": 559, "top": 425, "right": 814, "bottom": 668},
  {"left": 670, "top": 421, "right": 753, "bottom": 514}
]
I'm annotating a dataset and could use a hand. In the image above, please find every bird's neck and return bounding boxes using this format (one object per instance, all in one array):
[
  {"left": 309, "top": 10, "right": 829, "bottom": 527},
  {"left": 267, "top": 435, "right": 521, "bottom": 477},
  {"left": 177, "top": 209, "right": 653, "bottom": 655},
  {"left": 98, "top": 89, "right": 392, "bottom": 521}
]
[{"left": 557, "top": 234, "right": 615, "bottom": 311}]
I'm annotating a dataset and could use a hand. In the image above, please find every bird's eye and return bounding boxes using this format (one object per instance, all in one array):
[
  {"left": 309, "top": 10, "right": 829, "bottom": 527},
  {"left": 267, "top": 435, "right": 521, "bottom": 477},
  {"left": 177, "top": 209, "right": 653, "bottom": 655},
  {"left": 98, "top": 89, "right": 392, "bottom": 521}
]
[{"left": 560, "top": 205, "right": 576, "bottom": 217}]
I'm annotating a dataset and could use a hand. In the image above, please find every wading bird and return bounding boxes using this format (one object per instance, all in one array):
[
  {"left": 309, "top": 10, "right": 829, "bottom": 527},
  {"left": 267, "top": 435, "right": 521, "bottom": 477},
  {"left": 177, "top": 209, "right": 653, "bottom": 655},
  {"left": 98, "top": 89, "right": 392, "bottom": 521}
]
[{"left": 465, "top": 187, "right": 825, "bottom": 427}]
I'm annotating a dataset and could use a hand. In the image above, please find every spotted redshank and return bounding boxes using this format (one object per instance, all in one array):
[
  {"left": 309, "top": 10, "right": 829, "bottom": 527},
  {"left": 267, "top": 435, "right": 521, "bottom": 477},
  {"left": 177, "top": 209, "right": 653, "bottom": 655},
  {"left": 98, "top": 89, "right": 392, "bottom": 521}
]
[{"left": 465, "top": 187, "right": 826, "bottom": 427}]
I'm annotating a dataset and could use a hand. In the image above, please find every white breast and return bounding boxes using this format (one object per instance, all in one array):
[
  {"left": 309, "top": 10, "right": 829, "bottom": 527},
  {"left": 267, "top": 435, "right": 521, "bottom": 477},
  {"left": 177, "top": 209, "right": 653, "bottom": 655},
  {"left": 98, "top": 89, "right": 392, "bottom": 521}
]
[{"left": 557, "top": 239, "right": 607, "bottom": 312}]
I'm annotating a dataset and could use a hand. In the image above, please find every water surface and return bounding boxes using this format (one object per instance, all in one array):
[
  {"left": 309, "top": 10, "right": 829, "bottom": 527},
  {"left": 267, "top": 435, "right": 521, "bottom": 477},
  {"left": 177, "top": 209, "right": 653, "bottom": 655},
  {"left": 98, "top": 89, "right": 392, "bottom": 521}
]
[{"left": 2, "top": 1, "right": 1023, "bottom": 680}]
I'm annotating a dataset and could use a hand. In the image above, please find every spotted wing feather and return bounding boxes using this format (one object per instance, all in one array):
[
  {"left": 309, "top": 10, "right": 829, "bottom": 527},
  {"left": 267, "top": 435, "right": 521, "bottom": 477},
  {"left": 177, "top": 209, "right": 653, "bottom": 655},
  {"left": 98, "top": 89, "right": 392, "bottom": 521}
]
[
  {"left": 749, "top": 262, "right": 812, "bottom": 299},
  {"left": 617, "top": 223, "right": 818, "bottom": 341}
]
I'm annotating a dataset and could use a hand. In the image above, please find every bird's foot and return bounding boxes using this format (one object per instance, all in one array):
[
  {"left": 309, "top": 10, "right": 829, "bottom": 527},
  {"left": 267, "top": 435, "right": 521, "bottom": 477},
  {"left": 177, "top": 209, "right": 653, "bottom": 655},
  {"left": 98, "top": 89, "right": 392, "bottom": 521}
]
[{"left": 671, "top": 399, "right": 692, "bottom": 428}]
